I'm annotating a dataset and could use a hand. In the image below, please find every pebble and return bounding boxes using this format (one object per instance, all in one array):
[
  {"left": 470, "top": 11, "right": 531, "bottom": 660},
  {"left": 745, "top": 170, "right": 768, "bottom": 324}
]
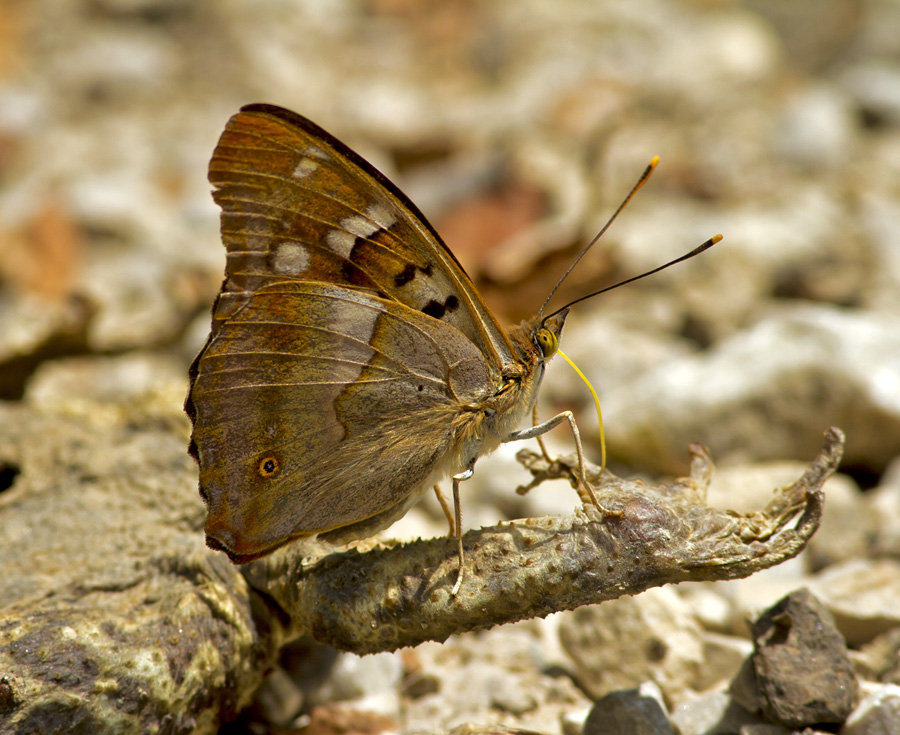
[
  {"left": 669, "top": 690, "right": 762, "bottom": 735},
  {"left": 841, "top": 684, "right": 900, "bottom": 735},
  {"left": 773, "top": 83, "right": 857, "bottom": 168},
  {"left": 749, "top": 588, "right": 858, "bottom": 727},
  {"left": 302, "top": 651, "right": 403, "bottom": 710},
  {"left": 867, "top": 456, "right": 900, "bottom": 559},
  {"left": 841, "top": 62, "right": 900, "bottom": 126},
  {"left": 808, "top": 559, "right": 900, "bottom": 646},
  {"left": 558, "top": 587, "right": 705, "bottom": 701},
  {"left": 583, "top": 681, "right": 672, "bottom": 735}
]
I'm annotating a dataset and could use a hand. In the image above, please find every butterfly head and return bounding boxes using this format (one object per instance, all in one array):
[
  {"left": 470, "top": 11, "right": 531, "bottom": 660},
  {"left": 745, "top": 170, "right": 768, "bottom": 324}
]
[
  {"left": 481, "top": 307, "right": 569, "bottom": 452},
  {"left": 535, "top": 308, "right": 568, "bottom": 361},
  {"left": 508, "top": 308, "right": 568, "bottom": 378}
]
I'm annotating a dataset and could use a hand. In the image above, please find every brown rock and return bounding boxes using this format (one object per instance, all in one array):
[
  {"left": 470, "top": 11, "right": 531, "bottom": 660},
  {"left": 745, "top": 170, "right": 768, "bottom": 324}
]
[{"left": 750, "top": 588, "right": 858, "bottom": 726}]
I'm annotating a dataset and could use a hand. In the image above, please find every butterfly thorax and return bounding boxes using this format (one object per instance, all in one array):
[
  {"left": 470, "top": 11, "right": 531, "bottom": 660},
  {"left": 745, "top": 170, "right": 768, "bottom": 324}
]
[{"left": 446, "top": 309, "right": 568, "bottom": 476}]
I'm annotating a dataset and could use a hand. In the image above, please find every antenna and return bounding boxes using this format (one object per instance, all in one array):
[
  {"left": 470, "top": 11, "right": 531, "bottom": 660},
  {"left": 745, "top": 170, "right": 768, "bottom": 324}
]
[
  {"left": 543, "top": 234, "right": 722, "bottom": 320},
  {"left": 538, "top": 156, "right": 659, "bottom": 319}
]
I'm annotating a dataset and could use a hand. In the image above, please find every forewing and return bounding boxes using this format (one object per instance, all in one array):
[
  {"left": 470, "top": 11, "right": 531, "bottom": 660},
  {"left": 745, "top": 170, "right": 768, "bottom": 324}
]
[
  {"left": 189, "top": 281, "right": 493, "bottom": 563},
  {"left": 207, "top": 103, "right": 517, "bottom": 371}
]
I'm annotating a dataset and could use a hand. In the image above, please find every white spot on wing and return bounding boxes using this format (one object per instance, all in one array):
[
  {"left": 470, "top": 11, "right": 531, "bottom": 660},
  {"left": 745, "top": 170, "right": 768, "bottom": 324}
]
[
  {"left": 365, "top": 201, "right": 398, "bottom": 230},
  {"left": 326, "top": 292, "right": 380, "bottom": 384},
  {"left": 324, "top": 202, "right": 397, "bottom": 259},
  {"left": 304, "top": 145, "right": 330, "bottom": 160},
  {"left": 292, "top": 159, "right": 318, "bottom": 179},
  {"left": 325, "top": 229, "right": 356, "bottom": 258},
  {"left": 272, "top": 241, "right": 310, "bottom": 275},
  {"left": 330, "top": 296, "right": 379, "bottom": 345},
  {"left": 342, "top": 214, "right": 379, "bottom": 239}
]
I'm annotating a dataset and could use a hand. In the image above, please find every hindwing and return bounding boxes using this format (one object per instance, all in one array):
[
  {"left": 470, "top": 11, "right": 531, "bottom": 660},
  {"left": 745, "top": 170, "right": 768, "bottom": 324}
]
[{"left": 190, "top": 281, "right": 495, "bottom": 562}]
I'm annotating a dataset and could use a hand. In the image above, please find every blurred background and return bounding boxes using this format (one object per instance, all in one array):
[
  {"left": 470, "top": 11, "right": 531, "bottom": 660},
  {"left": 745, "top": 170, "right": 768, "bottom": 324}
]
[
  {"left": 0, "top": 0, "right": 899, "bottom": 730},
  {"left": 1, "top": 0, "right": 898, "bottom": 480},
  {"left": 2, "top": 0, "right": 899, "bottom": 468}
]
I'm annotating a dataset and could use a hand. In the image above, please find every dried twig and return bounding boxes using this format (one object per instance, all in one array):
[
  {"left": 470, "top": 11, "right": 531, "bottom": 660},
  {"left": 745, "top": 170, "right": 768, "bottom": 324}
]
[{"left": 249, "top": 428, "right": 843, "bottom": 653}]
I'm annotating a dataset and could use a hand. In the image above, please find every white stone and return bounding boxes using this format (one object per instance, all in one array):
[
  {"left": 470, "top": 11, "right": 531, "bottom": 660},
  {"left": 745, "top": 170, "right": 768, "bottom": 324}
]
[
  {"left": 842, "top": 683, "right": 900, "bottom": 735},
  {"left": 558, "top": 586, "right": 705, "bottom": 701}
]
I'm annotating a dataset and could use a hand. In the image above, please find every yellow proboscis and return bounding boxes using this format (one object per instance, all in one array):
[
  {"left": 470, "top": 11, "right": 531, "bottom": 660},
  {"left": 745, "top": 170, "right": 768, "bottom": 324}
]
[{"left": 557, "top": 349, "right": 606, "bottom": 474}]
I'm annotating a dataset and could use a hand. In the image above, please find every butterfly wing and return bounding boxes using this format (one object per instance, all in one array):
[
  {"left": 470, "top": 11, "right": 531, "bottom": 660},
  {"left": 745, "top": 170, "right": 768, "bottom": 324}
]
[
  {"left": 205, "top": 103, "right": 518, "bottom": 372},
  {"left": 190, "top": 281, "right": 493, "bottom": 562},
  {"left": 187, "top": 105, "right": 518, "bottom": 562}
]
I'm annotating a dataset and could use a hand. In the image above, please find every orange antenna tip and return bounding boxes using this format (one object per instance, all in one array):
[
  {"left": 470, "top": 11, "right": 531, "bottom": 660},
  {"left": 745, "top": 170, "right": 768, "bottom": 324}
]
[{"left": 634, "top": 156, "right": 659, "bottom": 194}]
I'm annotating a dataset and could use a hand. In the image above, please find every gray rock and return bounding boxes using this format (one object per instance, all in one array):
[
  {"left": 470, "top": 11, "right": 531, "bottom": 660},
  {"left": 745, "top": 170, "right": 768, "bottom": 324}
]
[
  {"left": 841, "top": 684, "right": 900, "bottom": 735},
  {"left": 670, "top": 690, "right": 762, "bottom": 735},
  {"left": 603, "top": 306, "right": 900, "bottom": 474},
  {"left": 558, "top": 588, "right": 705, "bottom": 702},
  {"left": 583, "top": 681, "right": 672, "bottom": 735}
]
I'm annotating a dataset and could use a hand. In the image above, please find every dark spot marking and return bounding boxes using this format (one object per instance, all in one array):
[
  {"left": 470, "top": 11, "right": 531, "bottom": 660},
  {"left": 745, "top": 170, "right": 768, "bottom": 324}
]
[
  {"left": 259, "top": 456, "right": 280, "bottom": 478},
  {"left": 421, "top": 294, "right": 459, "bottom": 319},
  {"left": 422, "top": 301, "right": 444, "bottom": 318},
  {"left": 341, "top": 260, "right": 357, "bottom": 281},
  {"left": 394, "top": 263, "right": 417, "bottom": 287},
  {"left": 417, "top": 385, "right": 424, "bottom": 392},
  {"left": 395, "top": 262, "right": 436, "bottom": 288},
  {"left": 340, "top": 259, "right": 375, "bottom": 288},
  {"left": 350, "top": 228, "right": 393, "bottom": 261},
  {"left": 349, "top": 236, "right": 368, "bottom": 262}
]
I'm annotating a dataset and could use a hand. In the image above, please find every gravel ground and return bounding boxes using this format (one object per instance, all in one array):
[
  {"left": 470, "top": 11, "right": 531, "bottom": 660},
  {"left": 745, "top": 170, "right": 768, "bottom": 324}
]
[{"left": 1, "top": 1, "right": 899, "bottom": 733}]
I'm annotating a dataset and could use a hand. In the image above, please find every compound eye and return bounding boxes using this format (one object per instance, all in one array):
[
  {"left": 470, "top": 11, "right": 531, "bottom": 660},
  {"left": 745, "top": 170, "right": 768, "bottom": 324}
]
[{"left": 535, "top": 327, "right": 558, "bottom": 357}]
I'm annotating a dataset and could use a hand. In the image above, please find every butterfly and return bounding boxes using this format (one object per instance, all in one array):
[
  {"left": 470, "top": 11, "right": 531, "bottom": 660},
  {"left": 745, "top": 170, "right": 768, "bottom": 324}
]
[{"left": 185, "top": 103, "right": 718, "bottom": 592}]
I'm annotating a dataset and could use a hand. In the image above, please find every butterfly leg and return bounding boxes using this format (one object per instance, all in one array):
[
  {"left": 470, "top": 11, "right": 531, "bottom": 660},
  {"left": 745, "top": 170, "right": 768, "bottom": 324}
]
[
  {"left": 450, "top": 467, "right": 473, "bottom": 595},
  {"left": 532, "top": 404, "right": 553, "bottom": 465},
  {"left": 433, "top": 484, "right": 455, "bottom": 536},
  {"left": 505, "top": 411, "right": 600, "bottom": 508}
]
